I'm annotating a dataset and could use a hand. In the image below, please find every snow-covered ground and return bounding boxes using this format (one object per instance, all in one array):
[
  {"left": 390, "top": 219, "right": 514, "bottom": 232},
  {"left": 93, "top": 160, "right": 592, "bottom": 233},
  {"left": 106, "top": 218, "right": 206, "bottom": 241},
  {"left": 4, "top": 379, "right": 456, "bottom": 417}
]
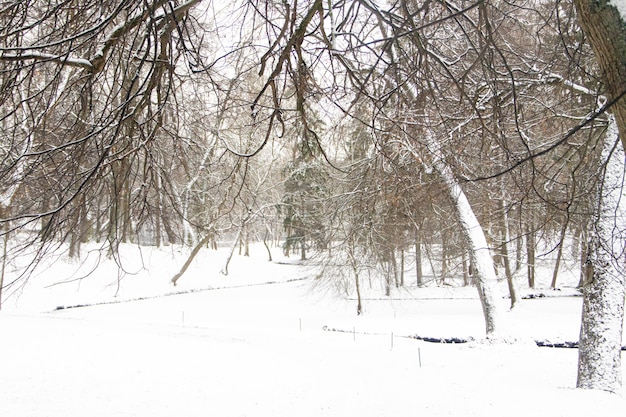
[{"left": 1, "top": 243, "right": 625, "bottom": 416}]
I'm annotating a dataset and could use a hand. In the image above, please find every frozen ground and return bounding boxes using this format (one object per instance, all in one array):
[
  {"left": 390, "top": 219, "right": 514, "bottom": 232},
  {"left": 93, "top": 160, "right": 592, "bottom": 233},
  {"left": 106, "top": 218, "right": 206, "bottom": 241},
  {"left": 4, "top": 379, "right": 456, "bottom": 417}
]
[{"left": 1, "top": 243, "right": 625, "bottom": 416}]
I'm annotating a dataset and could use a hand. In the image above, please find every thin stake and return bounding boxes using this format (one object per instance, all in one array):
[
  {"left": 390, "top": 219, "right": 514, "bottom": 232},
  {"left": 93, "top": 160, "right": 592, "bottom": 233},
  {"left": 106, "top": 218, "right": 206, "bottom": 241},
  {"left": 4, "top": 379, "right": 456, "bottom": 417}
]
[
  {"left": 353, "top": 326, "right": 356, "bottom": 341},
  {"left": 391, "top": 332, "right": 394, "bottom": 350},
  {"left": 418, "top": 347, "right": 422, "bottom": 367}
]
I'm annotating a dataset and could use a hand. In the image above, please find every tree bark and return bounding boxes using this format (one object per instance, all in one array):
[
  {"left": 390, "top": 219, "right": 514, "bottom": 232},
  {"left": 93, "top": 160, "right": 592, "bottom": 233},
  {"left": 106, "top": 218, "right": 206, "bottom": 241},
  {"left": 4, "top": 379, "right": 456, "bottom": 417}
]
[
  {"left": 550, "top": 221, "right": 568, "bottom": 289},
  {"left": 462, "top": 251, "right": 470, "bottom": 286},
  {"left": 578, "top": 226, "right": 589, "bottom": 288},
  {"left": 353, "top": 267, "right": 363, "bottom": 316},
  {"left": 574, "top": 1, "right": 626, "bottom": 148},
  {"left": 415, "top": 230, "right": 424, "bottom": 286},
  {"left": 424, "top": 134, "right": 502, "bottom": 336},
  {"left": 499, "top": 199, "right": 518, "bottom": 309},
  {"left": 0, "top": 231, "right": 7, "bottom": 311},
  {"left": 348, "top": 240, "right": 363, "bottom": 315},
  {"left": 576, "top": 115, "right": 626, "bottom": 392},
  {"left": 221, "top": 226, "right": 243, "bottom": 276},
  {"left": 171, "top": 232, "right": 213, "bottom": 286},
  {"left": 400, "top": 249, "right": 405, "bottom": 287},
  {"left": 573, "top": 1, "right": 626, "bottom": 392},
  {"left": 243, "top": 224, "right": 250, "bottom": 257},
  {"left": 440, "top": 234, "right": 448, "bottom": 285},
  {"left": 526, "top": 218, "right": 536, "bottom": 289},
  {"left": 263, "top": 229, "right": 273, "bottom": 262}
]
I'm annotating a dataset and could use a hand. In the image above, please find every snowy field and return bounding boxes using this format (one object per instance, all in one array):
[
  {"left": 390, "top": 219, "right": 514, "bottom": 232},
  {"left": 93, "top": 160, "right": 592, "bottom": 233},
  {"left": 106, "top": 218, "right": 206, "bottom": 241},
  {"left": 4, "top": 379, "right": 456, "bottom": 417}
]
[{"left": 1, "top": 243, "right": 625, "bottom": 416}]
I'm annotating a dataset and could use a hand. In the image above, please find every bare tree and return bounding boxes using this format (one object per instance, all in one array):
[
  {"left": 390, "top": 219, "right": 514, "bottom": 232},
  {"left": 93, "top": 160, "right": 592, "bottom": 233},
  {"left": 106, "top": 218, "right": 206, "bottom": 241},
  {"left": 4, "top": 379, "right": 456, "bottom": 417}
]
[
  {"left": 1, "top": 0, "right": 624, "bottom": 393},
  {"left": 0, "top": 1, "right": 245, "bottom": 300}
]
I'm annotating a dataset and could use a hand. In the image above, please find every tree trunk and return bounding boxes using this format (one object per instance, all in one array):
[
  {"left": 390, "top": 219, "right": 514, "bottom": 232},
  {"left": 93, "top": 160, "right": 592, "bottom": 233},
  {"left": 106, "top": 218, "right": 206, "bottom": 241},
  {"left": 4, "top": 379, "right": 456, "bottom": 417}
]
[
  {"left": 462, "top": 251, "right": 470, "bottom": 286},
  {"left": 424, "top": 133, "right": 502, "bottom": 336},
  {"left": 571, "top": 225, "right": 582, "bottom": 260},
  {"left": 415, "top": 230, "right": 424, "bottom": 287},
  {"left": 515, "top": 236, "right": 522, "bottom": 273},
  {"left": 300, "top": 235, "right": 306, "bottom": 260},
  {"left": 263, "top": 229, "right": 273, "bottom": 262},
  {"left": 578, "top": 226, "right": 588, "bottom": 288},
  {"left": 440, "top": 234, "right": 448, "bottom": 285},
  {"left": 384, "top": 256, "right": 391, "bottom": 297},
  {"left": 550, "top": 221, "right": 568, "bottom": 289},
  {"left": 171, "top": 232, "right": 213, "bottom": 286},
  {"left": 572, "top": 1, "right": 626, "bottom": 392},
  {"left": 354, "top": 269, "right": 363, "bottom": 316},
  {"left": 526, "top": 222, "right": 536, "bottom": 289},
  {"left": 243, "top": 224, "right": 250, "bottom": 257},
  {"left": 221, "top": 226, "right": 243, "bottom": 276},
  {"left": 400, "top": 249, "right": 405, "bottom": 287},
  {"left": 499, "top": 199, "right": 518, "bottom": 309},
  {"left": 424, "top": 242, "right": 438, "bottom": 285},
  {"left": 577, "top": 115, "right": 626, "bottom": 393},
  {"left": 155, "top": 207, "right": 162, "bottom": 248},
  {"left": 574, "top": 1, "right": 626, "bottom": 148},
  {"left": 515, "top": 208, "right": 523, "bottom": 272},
  {"left": 348, "top": 240, "right": 363, "bottom": 315},
  {"left": 0, "top": 231, "right": 7, "bottom": 311},
  {"left": 392, "top": 248, "right": 399, "bottom": 288}
]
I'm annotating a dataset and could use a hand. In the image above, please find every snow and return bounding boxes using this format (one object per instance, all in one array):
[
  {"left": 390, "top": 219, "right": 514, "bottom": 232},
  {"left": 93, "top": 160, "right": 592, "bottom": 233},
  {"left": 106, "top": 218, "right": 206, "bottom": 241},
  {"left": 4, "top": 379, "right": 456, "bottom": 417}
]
[
  {"left": 1, "top": 243, "right": 625, "bottom": 416},
  {"left": 610, "top": 0, "right": 626, "bottom": 23}
]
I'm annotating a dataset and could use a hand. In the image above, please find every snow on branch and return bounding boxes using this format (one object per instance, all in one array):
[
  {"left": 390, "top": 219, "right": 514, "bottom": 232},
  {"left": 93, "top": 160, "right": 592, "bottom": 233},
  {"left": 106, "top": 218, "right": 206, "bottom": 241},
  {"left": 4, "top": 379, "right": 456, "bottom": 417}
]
[
  {"left": 0, "top": 52, "right": 93, "bottom": 70},
  {"left": 541, "top": 72, "right": 605, "bottom": 106},
  {"left": 1, "top": 0, "right": 205, "bottom": 74}
]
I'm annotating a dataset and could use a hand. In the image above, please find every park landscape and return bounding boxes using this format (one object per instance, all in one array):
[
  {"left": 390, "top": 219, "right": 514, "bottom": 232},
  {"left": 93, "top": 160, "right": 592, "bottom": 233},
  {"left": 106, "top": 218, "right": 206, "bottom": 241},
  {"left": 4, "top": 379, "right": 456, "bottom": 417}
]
[
  {"left": 1, "top": 241, "right": 625, "bottom": 416},
  {"left": 2, "top": 1, "right": 626, "bottom": 414}
]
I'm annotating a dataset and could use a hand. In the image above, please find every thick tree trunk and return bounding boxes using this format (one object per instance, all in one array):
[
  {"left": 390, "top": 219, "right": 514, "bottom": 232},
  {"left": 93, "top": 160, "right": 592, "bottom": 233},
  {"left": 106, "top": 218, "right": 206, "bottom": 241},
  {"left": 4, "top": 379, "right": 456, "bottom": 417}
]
[
  {"left": 576, "top": 115, "right": 626, "bottom": 392},
  {"left": 577, "top": 261, "right": 626, "bottom": 391},
  {"left": 572, "top": 1, "right": 626, "bottom": 392},
  {"left": 574, "top": 1, "right": 626, "bottom": 148}
]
